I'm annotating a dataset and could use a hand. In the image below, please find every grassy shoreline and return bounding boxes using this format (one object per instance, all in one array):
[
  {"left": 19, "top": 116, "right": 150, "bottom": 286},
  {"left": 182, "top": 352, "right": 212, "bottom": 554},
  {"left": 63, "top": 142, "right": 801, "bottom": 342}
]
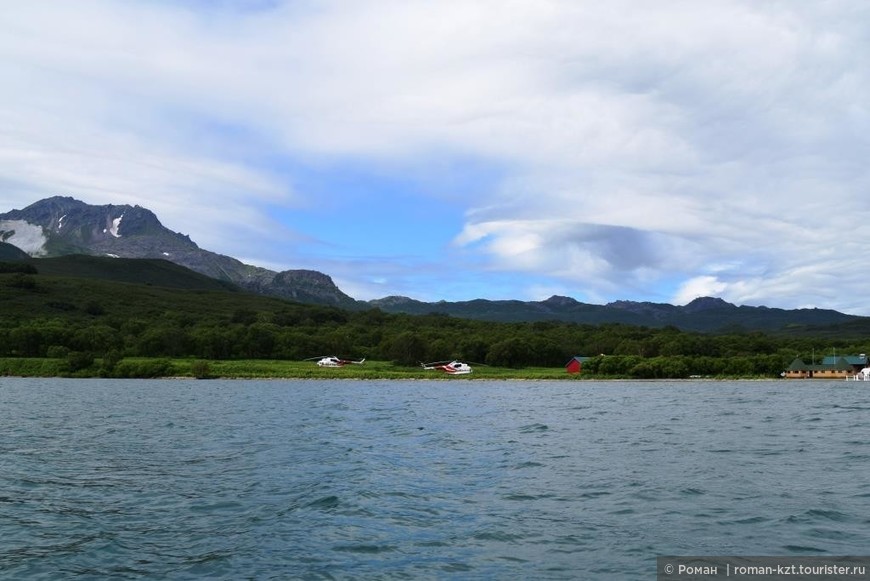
[
  {"left": 0, "top": 357, "right": 576, "bottom": 380},
  {"left": 0, "top": 357, "right": 780, "bottom": 380}
]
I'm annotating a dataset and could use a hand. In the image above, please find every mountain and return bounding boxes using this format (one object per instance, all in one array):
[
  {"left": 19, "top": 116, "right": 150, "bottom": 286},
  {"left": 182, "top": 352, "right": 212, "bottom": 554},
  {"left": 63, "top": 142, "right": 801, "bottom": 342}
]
[
  {"left": 367, "top": 294, "right": 862, "bottom": 333},
  {"left": 0, "top": 196, "right": 357, "bottom": 307},
  {"left": 3, "top": 197, "right": 866, "bottom": 333}
]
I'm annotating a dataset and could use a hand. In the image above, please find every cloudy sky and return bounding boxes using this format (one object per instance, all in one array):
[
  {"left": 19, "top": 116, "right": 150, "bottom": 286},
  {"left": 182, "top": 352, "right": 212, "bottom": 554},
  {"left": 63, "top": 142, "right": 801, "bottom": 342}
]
[{"left": 2, "top": 1, "right": 870, "bottom": 313}]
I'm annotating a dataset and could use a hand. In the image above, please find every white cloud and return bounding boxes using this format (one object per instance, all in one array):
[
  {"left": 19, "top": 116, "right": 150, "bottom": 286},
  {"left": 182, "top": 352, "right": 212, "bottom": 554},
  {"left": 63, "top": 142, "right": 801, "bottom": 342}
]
[
  {"left": 673, "top": 276, "right": 730, "bottom": 307},
  {"left": 2, "top": 1, "right": 870, "bottom": 312},
  {"left": 0, "top": 220, "right": 48, "bottom": 255}
]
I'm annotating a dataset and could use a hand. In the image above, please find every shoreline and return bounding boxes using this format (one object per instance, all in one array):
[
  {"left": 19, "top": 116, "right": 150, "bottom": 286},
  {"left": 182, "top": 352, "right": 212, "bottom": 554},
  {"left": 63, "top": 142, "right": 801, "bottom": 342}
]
[
  {"left": 0, "top": 374, "right": 787, "bottom": 382},
  {"left": 0, "top": 356, "right": 786, "bottom": 381}
]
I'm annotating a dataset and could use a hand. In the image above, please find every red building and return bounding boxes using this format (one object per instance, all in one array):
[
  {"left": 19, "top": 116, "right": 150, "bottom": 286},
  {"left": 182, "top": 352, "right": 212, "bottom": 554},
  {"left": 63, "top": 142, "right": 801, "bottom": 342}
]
[{"left": 565, "top": 356, "right": 591, "bottom": 374}]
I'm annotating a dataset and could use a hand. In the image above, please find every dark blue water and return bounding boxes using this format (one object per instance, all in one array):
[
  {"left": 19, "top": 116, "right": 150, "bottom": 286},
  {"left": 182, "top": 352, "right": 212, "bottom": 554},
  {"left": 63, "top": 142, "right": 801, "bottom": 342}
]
[{"left": 1, "top": 378, "right": 868, "bottom": 579}]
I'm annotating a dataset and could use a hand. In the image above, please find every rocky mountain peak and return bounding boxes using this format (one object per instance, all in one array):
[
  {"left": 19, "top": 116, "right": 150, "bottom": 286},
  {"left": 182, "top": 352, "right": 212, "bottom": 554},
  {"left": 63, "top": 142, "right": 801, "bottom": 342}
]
[
  {"left": 2, "top": 196, "right": 172, "bottom": 247},
  {"left": 22, "top": 195, "right": 86, "bottom": 214},
  {"left": 681, "top": 296, "right": 734, "bottom": 313},
  {"left": 0, "top": 197, "right": 356, "bottom": 308},
  {"left": 369, "top": 295, "right": 418, "bottom": 307},
  {"left": 541, "top": 295, "right": 579, "bottom": 307}
]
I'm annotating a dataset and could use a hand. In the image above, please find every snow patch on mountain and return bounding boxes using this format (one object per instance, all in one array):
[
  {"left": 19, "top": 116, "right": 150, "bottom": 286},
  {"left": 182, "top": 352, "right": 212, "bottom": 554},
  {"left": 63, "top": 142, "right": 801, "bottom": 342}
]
[
  {"left": 0, "top": 220, "right": 47, "bottom": 255},
  {"left": 103, "top": 214, "right": 124, "bottom": 238}
]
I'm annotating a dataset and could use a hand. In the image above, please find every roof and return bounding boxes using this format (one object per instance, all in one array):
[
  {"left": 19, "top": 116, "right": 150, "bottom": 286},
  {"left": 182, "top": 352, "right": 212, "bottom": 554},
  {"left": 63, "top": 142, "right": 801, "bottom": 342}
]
[{"left": 788, "top": 356, "right": 855, "bottom": 371}]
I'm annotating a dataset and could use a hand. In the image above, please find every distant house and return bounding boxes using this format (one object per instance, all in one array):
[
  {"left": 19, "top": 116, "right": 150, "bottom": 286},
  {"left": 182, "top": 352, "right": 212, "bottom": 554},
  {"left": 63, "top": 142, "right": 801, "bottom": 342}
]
[
  {"left": 783, "top": 354, "right": 869, "bottom": 379},
  {"left": 566, "top": 356, "right": 592, "bottom": 374}
]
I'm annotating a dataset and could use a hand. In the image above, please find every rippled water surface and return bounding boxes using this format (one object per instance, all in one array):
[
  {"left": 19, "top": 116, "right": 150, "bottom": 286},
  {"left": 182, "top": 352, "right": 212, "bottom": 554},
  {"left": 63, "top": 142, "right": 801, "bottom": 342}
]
[{"left": 1, "top": 378, "right": 869, "bottom": 579}]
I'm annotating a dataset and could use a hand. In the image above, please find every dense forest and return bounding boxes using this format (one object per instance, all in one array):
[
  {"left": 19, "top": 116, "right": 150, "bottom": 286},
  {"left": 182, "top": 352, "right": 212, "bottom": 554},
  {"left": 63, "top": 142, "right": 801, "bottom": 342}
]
[{"left": 2, "top": 266, "right": 869, "bottom": 378}]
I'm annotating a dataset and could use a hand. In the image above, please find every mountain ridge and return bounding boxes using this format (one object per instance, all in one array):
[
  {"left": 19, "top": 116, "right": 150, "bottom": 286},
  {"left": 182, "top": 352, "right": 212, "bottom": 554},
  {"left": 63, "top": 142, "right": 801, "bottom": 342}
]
[
  {"left": 2, "top": 196, "right": 866, "bottom": 332},
  {"left": 366, "top": 293, "right": 861, "bottom": 332},
  {"left": 0, "top": 196, "right": 357, "bottom": 307}
]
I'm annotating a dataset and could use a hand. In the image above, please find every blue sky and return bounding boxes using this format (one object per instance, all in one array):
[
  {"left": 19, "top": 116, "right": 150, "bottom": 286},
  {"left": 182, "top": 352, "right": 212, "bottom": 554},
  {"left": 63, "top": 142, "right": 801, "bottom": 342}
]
[{"left": 2, "top": 1, "right": 870, "bottom": 312}]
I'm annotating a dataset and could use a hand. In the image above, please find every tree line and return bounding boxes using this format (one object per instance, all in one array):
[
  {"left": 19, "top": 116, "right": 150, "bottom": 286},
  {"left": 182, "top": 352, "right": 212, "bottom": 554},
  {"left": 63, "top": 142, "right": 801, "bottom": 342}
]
[{"left": 1, "top": 296, "right": 866, "bottom": 378}]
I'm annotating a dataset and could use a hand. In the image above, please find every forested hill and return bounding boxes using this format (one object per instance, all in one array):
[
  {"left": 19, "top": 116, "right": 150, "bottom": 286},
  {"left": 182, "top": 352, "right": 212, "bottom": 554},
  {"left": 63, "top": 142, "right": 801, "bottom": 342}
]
[
  {"left": 18, "top": 254, "right": 241, "bottom": 292},
  {"left": 3, "top": 261, "right": 870, "bottom": 379},
  {"left": 0, "top": 241, "right": 30, "bottom": 260},
  {"left": 368, "top": 295, "right": 863, "bottom": 333},
  {"left": 1, "top": 247, "right": 865, "bottom": 333}
]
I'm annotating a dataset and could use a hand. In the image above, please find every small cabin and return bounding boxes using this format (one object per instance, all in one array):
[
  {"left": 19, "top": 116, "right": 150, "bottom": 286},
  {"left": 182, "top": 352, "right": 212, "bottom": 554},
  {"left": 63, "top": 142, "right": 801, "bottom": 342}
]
[
  {"left": 566, "top": 356, "right": 592, "bottom": 374},
  {"left": 783, "top": 354, "right": 869, "bottom": 379}
]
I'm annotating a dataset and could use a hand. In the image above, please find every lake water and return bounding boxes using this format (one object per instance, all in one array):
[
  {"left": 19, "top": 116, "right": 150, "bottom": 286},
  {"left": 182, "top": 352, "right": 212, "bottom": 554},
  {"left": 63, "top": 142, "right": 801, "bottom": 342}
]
[{"left": 1, "top": 378, "right": 869, "bottom": 579}]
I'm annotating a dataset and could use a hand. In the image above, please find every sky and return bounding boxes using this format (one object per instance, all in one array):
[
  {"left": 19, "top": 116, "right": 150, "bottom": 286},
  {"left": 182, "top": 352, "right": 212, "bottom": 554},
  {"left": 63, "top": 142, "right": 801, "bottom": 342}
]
[{"left": 2, "top": 1, "right": 870, "bottom": 313}]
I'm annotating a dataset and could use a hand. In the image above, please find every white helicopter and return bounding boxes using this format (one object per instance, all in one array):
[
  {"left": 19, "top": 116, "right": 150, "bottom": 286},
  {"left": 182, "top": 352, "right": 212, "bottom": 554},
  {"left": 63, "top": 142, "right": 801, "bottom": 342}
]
[
  {"left": 421, "top": 360, "right": 473, "bottom": 375},
  {"left": 306, "top": 355, "right": 366, "bottom": 368}
]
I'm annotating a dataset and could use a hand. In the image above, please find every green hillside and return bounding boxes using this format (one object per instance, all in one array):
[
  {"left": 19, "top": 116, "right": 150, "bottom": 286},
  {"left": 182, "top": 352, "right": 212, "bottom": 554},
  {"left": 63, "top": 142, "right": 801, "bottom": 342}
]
[
  {"left": 25, "top": 255, "right": 241, "bottom": 292},
  {"left": 0, "top": 271, "right": 288, "bottom": 325},
  {"left": 0, "top": 242, "right": 30, "bottom": 260}
]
